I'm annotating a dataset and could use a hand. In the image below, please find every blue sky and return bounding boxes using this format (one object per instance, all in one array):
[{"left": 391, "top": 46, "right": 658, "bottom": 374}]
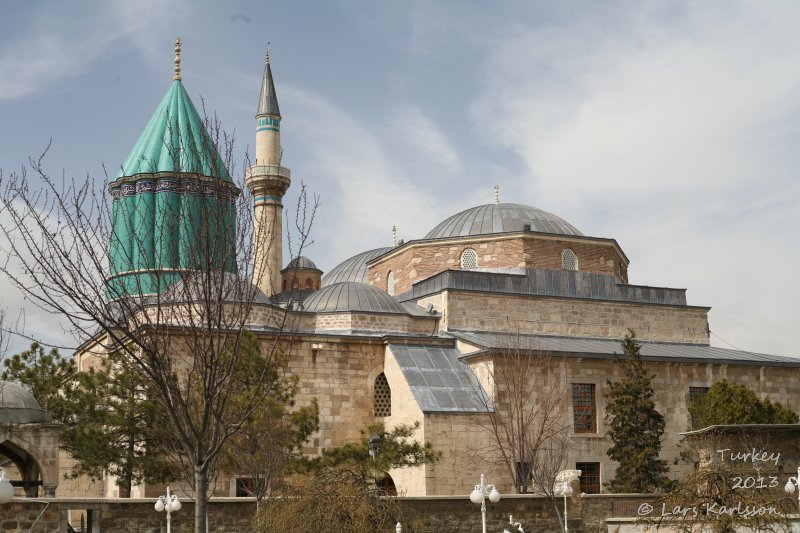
[{"left": 0, "top": 0, "right": 798, "bottom": 358}]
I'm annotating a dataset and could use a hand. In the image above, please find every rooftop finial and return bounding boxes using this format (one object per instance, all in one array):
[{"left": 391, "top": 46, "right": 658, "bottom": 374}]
[
  {"left": 266, "top": 42, "right": 270, "bottom": 64},
  {"left": 494, "top": 185, "right": 500, "bottom": 205},
  {"left": 392, "top": 225, "right": 397, "bottom": 247},
  {"left": 173, "top": 38, "right": 182, "bottom": 80}
]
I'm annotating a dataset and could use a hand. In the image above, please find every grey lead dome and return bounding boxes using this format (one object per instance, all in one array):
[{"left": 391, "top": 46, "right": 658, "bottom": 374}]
[
  {"left": 321, "top": 247, "right": 392, "bottom": 287},
  {"left": 303, "top": 282, "right": 409, "bottom": 314},
  {"left": 424, "top": 203, "right": 583, "bottom": 239},
  {"left": 0, "top": 381, "right": 49, "bottom": 424}
]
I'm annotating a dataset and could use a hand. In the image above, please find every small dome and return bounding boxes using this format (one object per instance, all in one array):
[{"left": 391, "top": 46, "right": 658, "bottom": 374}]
[
  {"left": 424, "top": 203, "right": 583, "bottom": 239},
  {"left": 0, "top": 381, "right": 48, "bottom": 424},
  {"left": 321, "top": 247, "right": 392, "bottom": 287},
  {"left": 302, "top": 282, "right": 409, "bottom": 314},
  {"left": 282, "top": 256, "right": 320, "bottom": 273}
]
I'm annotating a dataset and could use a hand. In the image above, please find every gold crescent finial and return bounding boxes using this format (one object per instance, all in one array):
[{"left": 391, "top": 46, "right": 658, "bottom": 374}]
[
  {"left": 174, "top": 37, "right": 182, "bottom": 80},
  {"left": 494, "top": 185, "right": 500, "bottom": 205}
]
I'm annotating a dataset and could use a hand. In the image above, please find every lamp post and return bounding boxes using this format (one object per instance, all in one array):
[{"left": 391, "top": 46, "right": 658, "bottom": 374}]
[
  {"left": 369, "top": 434, "right": 382, "bottom": 490},
  {"left": 155, "top": 486, "right": 181, "bottom": 533},
  {"left": 555, "top": 469, "right": 581, "bottom": 533},
  {"left": 558, "top": 484, "right": 573, "bottom": 533},
  {"left": 470, "top": 473, "right": 501, "bottom": 533},
  {"left": 0, "top": 468, "right": 13, "bottom": 504},
  {"left": 784, "top": 466, "right": 800, "bottom": 509}
]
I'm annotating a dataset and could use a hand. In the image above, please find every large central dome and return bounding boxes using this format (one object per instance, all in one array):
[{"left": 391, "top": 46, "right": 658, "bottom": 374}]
[{"left": 424, "top": 203, "right": 582, "bottom": 239}]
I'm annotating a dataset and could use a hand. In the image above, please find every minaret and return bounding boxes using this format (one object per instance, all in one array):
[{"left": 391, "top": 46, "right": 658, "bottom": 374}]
[{"left": 246, "top": 48, "right": 291, "bottom": 296}]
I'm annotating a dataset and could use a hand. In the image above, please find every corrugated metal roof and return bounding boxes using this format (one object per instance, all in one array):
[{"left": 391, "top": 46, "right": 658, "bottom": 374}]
[
  {"left": 389, "top": 344, "right": 493, "bottom": 413},
  {"left": 449, "top": 331, "right": 800, "bottom": 366},
  {"left": 321, "top": 247, "right": 392, "bottom": 287},
  {"left": 404, "top": 268, "right": 689, "bottom": 306},
  {"left": 116, "top": 80, "right": 232, "bottom": 181},
  {"left": 424, "top": 203, "right": 583, "bottom": 239}
]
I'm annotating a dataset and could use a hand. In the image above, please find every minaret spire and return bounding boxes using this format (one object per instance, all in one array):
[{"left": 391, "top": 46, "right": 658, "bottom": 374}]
[
  {"left": 246, "top": 47, "right": 291, "bottom": 297},
  {"left": 257, "top": 45, "right": 280, "bottom": 119}
]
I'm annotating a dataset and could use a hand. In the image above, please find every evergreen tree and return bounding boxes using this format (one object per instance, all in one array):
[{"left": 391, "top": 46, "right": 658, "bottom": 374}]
[
  {"left": 2, "top": 343, "right": 171, "bottom": 496},
  {"left": 604, "top": 331, "right": 670, "bottom": 493},
  {"left": 689, "top": 379, "right": 798, "bottom": 429}
]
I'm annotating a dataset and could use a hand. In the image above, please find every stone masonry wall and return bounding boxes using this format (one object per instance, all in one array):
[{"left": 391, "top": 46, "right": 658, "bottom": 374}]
[
  {"left": 368, "top": 234, "right": 627, "bottom": 295},
  {"left": 280, "top": 336, "right": 386, "bottom": 451},
  {"left": 563, "top": 358, "right": 800, "bottom": 487},
  {"left": 444, "top": 291, "right": 710, "bottom": 344}
]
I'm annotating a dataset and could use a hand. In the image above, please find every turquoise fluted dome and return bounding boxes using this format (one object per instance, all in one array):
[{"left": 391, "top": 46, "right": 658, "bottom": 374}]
[{"left": 107, "top": 80, "right": 239, "bottom": 300}]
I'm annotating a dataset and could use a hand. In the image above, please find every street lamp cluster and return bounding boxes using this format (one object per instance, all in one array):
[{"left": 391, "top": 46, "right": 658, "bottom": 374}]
[
  {"left": 154, "top": 486, "right": 181, "bottom": 533},
  {"left": 470, "top": 473, "right": 501, "bottom": 533}
]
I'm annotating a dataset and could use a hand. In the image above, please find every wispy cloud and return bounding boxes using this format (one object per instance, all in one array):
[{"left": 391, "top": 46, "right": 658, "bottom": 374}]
[{"left": 0, "top": 0, "right": 187, "bottom": 100}]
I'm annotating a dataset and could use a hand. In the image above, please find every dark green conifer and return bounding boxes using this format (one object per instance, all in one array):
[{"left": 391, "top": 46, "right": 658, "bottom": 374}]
[{"left": 604, "top": 331, "right": 670, "bottom": 493}]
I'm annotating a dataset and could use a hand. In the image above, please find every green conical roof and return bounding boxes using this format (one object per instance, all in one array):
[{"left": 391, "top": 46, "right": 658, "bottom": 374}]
[{"left": 117, "top": 80, "right": 232, "bottom": 181}]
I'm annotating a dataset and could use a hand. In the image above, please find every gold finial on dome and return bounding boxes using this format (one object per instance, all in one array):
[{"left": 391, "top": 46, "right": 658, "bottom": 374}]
[
  {"left": 173, "top": 37, "right": 182, "bottom": 80},
  {"left": 392, "top": 225, "right": 397, "bottom": 247},
  {"left": 494, "top": 185, "right": 500, "bottom": 205},
  {"left": 266, "top": 42, "right": 270, "bottom": 64}
]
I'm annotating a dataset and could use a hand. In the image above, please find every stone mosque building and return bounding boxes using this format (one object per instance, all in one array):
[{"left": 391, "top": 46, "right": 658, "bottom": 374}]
[{"left": 20, "top": 44, "right": 800, "bottom": 499}]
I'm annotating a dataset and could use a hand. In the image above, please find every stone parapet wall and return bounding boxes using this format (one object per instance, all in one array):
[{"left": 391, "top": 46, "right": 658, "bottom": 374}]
[{"left": 445, "top": 291, "right": 710, "bottom": 344}]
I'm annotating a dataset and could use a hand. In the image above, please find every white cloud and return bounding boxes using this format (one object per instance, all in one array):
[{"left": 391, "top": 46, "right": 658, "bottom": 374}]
[
  {"left": 281, "top": 87, "right": 444, "bottom": 267},
  {"left": 470, "top": 2, "right": 800, "bottom": 356}
]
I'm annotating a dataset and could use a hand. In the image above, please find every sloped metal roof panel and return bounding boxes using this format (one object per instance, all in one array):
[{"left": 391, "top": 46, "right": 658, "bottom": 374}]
[
  {"left": 449, "top": 331, "right": 800, "bottom": 366},
  {"left": 389, "top": 344, "right": 493, "bottom": 413}
]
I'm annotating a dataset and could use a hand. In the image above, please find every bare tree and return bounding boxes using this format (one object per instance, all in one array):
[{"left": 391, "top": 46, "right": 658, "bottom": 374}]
[
  {"left": 470, "top": 331, "right": 573, "bottom": 529},
  {"left": 0, "top": 111, "right": 316, "bottom": 532}
]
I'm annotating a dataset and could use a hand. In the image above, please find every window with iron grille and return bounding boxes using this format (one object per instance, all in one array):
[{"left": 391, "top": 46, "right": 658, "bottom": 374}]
[
  {"left": 562, "top": 248, "right": 578, "bottom": 271},
  {"left": 576, "top": 462, "right": 601, "bottom": 494},
  {"left": 460, "top": 248, "right": 478, "bottom": 269},
  {"left": 689, "top": 386, "right": 709, "bottom": 404},
  {"left": 235, "top": 477, "right": 255, "bottom": 497},
  {"left": 387, "top": 271, "right": 396, "bottom": 296},
  {"left": 374, "top": 373, "right": 391, "bottom": 417},
  {"left": 688, "top": 386, "right": 710, "bottom": 429},
  {"left": 572, "top": 383, "right": 597, "bottom": 433}
]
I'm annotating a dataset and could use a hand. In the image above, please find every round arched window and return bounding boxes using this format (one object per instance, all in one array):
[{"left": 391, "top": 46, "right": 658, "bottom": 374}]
[
  {"left": 562, "top": 248, "right": 578, "bottom": 271},
  {"left": 460, "top": 248, "right": 478, "bottom": 269},
  {"left": 387, "top": 271, "right": 396, "bottom": 296}
]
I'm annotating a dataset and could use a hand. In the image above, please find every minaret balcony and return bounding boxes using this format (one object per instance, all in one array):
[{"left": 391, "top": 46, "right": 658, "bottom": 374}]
[{"left": 245, "top": 165, "right": 291, "bottom": 180}]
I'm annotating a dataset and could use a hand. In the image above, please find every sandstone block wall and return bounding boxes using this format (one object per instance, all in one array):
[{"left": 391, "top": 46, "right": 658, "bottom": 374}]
[
  {"left": 282, "top": 337, "right": 386, "bottom": 452},
  {"left": 444, "top": 291, "right": 710, "bottom": 344}
]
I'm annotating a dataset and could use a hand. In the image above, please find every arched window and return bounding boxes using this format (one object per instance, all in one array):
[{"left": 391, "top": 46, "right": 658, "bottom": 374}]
[
  {"left": 387, "top": 271, "right": 396, "bottom": 296},
  {"left": 304, "top": 277, "right": 313, "bottom": 290},
  {"left": 460, "top": 248, "right": 478, "bottom": 269},
  {"left": 376, "top": 473, "right": 397, "bottom": 495},
  {"left": 374, "top": 373, "right": 391, "bottom": 417},
  {"left": 562, "top": 248, "right": 578, "bottom": 271}
]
